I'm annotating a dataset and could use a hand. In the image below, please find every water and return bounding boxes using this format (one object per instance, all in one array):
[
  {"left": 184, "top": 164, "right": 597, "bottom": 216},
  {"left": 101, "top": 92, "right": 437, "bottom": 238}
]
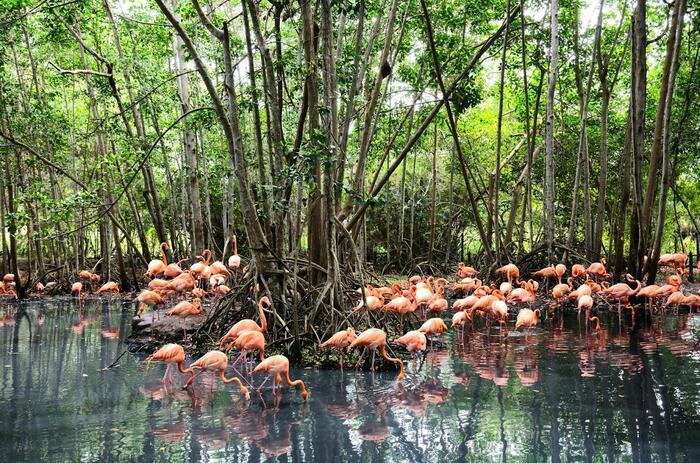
[{"left": 2, "top": 299, "right": 700, "bottom": 462}]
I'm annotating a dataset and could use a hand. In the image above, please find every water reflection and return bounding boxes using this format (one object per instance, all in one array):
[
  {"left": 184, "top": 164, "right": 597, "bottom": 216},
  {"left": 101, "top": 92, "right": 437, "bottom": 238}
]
[{"left": 1, "top": 299, "right": 700, "bottom": 461}]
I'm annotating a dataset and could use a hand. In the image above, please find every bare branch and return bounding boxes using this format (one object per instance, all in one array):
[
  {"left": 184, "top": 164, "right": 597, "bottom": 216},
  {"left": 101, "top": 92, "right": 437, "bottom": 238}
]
[{"left": 48, "top": 61, "right": 112, "bottom": 78}]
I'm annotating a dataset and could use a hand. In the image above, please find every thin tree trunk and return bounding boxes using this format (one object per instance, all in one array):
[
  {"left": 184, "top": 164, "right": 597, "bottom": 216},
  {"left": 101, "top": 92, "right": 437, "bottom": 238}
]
[
  {"left": 170, "top": 0, "right": 204, "bottom": 255},
  {"left": 428, "top": 125, "right": 438, "bottom": 264},
  {"left": 630, "top": 0, "right": 647, "bottom": 277},
  {"left": 544, "top": 0, "right": 559, "bottom": 261},
  {"left": 347, "top": 0, "right": 400, "bottom": 215},
  {"left": 647, "top": 0, "right": 686, "bottom": 283},
  {"left": 566, "top": 0, "right": 603, "bottom": 256},
  {"left": 494, "top": 0, "right": 512, "bottom": 262},
  {"left": 614, "top": 111, "right": 633, "bottom": 280},
  {"left": 642, "top": 0, "right": 682, "bottom": 248}
]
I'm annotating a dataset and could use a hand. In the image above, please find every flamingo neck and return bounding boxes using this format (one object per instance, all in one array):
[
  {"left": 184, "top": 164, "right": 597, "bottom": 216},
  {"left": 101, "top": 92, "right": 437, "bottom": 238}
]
[
  {"left": 160, "top": 243, "right": 168, "bottom": 265},
  {"left": 258, "top": 301, "right": 267, "bottom": 332},
  {"left": 219, "top": 370, "right": 250, "bottom": 398},
  {"left": 284, "top": 369, "right": 309, "bottom": 399},
  {"left": 380, "top": 345, "right": 405, "bottom": 381},
  {"left": 177, "top": 361, "right": 187, "bottom": 374}
]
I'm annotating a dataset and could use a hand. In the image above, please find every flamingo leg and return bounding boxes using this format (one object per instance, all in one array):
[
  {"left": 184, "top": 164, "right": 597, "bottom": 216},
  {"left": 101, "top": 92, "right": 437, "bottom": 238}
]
[
  {"left": 371, "top": 349, "right": 376, "bottom": 372},
  {"left": 355, "top": 348, "right": 366, "bottom": 370},
  {"left": 256, "top": 373, "right": 271, "bottom": 393},
  {"left": 161, "top": 364, "right": 171, "bottom": 384}
]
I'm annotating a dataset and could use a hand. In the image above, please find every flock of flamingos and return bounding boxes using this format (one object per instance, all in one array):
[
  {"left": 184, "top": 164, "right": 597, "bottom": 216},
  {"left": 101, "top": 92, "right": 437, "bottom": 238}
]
[{"left": 2, "top": 238, "right": 698, "bottom": 402}]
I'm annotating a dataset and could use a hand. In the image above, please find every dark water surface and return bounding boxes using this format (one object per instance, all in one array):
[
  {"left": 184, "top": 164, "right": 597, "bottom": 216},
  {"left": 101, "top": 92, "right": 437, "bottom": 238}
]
[{"left": 1, "top": 299, "right": 700, "bottom": 462}]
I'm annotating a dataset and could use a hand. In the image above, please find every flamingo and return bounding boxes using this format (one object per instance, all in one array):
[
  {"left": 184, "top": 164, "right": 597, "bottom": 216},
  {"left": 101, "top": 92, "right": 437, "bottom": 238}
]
[
  {"left": 228, "top": 235, "right": 242, "bottom": 272},
  {"left": 183, "top": 350, "right": 250, "bottom": 399},
  {"left": 219, "top": 296, "right": 270, "bottom": 346},
  {"left": 352, "top": 293, "right": 384, "bottom": 312},
  {"left": 495, "top": 264, "right": 520, "bottom": 284},
  {"left": 71, "top": 282, "right": 83, "bottom": 301},
  {"left": 147, "top": 343, "right": 188, "bottom": 384},
  {"left": 599, "top": 274, "right": 641, "bottom": 314},
  {"left": 577, "top": 294, "right": 593, "bottom": 317},
  {"left": 213, "top": 284, "right": 231, "bottom": 297},
  {"left": 164, "top": 257, "right": 188, "bottom": 279},
  {"left": 146, "top": 243, "right": 168, "bottom": 278},
  {"left": 664, "top": 292, "right": 686, "bottom": 312},
  {"left": 571, "top": 264, "right": 586, "bottom": 278},
  {"left": 96, "top": 281, "right": 119, "bottom": 296},
  {"left": 507, "top": 287, "right": 535, "bottom": 306},
  {"left": 427, "top": 288, "right": 448, "bottom": 314},
  {"left": 190, "top": 250, "right": 212, "bottom": 282},
  {"left": 515, "top": 308, "right": 540, "bottom": 337},
  {"left": 349, "top": 328, "right": 404, "bottom": 380},
  {"left": 457, "top": 262, "right": 479, "bottom": 278},
  {"left": 395, "top": 330, "right": 427, "bottom": 362},
  {"left": 652, "top": 275, "right": 682, "bottom": 299},
  {"left": 253, "top": 355, "right": 308, "bottom": 400},
  {"left": 637, "top": 284, "right": 660, "bottom": 313},
  {"left": 453, "top": 295, "right": 479, "bottom": 312},
  {"left": 568, "top": 282, "right": 592, "bottom": 302},
  {"left": 320, "top": 327, "right": 357, "bottom": 371},
  {"left": 384, "top": 295, "right": 417, "bottom": 330},
  {"left": 551, "top": 278, "right": 573, "bottom": 306},
  {"left": 210, "top": 260, "right": 230, "bottom": 276},
  {"left": 418, "top": 317, "right": 448, "bottom": 336},
  {"left": 586, "top": 258, "right": 609, "bottom": 280},
  {"left": 137, "top": 290, "right": 166, "bottom": 316},
  {"left": 165, "top": 298, "right": 203, "bottom": 336},
  {"left": 658, "top": 253, "right": 688, "bottom": 275},
  {"left": 227, "top": 330, "right": 266, "bottom": 374},
  {"left": 165, "top": 271, "right": 196, "bottom": 294}
]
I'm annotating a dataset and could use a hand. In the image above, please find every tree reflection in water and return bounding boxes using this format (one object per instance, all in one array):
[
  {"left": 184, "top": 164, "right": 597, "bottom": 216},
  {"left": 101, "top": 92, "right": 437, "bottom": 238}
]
[{"left": 1, "top": 299, "right": 700, "bottom": 461}]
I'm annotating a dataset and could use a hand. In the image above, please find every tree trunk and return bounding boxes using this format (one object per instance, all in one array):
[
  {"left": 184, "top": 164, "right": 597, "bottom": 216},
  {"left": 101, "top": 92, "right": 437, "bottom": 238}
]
[
  {"left": 614, "top": 111, "right": 633, "bottom": 280},
  {"left": 428, "top": 125, "right": 438, "bottom": 264},
  {"left": 170, "top": 0, "right": 204, "bottom": 255},
  {"left": 544, "top": 0, "right": 559, "bottom": 261},
  {"left": 566, "top": 0, "right": 603, "bottom": 256},
  {"left": 646, "top": 0, "right": 686, "bottom": 283},
  {"left": 629, "top": 0, "right": 647, "bottom": 277}
]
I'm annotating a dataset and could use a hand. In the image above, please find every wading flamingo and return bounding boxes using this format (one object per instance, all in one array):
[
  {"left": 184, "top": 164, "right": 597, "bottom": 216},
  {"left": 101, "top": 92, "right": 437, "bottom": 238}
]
[
  {"left": 349, "top": 328, "right": 404, "bottom": 380},
  {"left": 147, "top": 343, "right": 188, "bottom": 384},
  {"left": 320, "top": 327, "right": 357, "bottom": 371},
  {"left": 228, "top": 330, "right": 266, "bottom": 374},
  {"left": 183, "top": 350, "right": 250, "bottom": 399},
  {"left": 253, "top": 355, "right": 308, "bottom": 400}
]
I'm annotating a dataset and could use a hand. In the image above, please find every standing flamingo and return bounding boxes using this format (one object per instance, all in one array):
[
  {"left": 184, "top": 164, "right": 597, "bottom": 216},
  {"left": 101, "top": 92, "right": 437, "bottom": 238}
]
[
  {"left": 496, "top": 264, "right": 520, "bottom": 285},
  {"left": 96, "top": 281, "right": 119, "bottom": 296},
  {"left": 228, "top": 235, "right": 242, "bottom": 284},
  {"left": 253, "top": 355, "right": 308, "bottom": 400},
  {"left": 147, "top": 343, "right": 188, "bottom": 384},
  {"left": 137, "top": 290, "right": 166, "bottom": 317},
  {"left": 395, "top": 330, "right": 427, "bottom": 362},
  {"left": 219, "top": 296, "right": 270, "bottom": 345},
  {"left": 146, "top": 243, "right": 168, "bottom": 278},
  {"left": 320, "top": 327, "right": 357, "bottom": 371},
  {"left": 227, "top": 330, "right": 266, "bottom": 374},
  {"left": 599, "top": 274, "right": 641, "bottom": 314},
  {"left": 349, "top": 328, "right": 404, "bottom": 380},
  {"left": 183, "top": 350, "right": 250, "bottom": 399},
  {"left": 515, "top": 308, "right": 540, "bottom": 338},
  {"left": 165, "top": 298, "right": 203, "bottom": 336},
  {"left": 71, "top": 282, "right": 84, "bottom": 302}
]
